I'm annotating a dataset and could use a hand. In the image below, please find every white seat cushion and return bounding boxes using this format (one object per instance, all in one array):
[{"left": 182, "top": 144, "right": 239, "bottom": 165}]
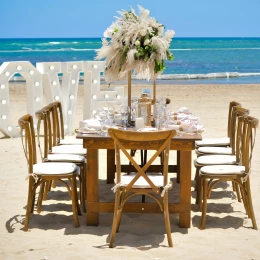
[
  {"left": 198, "top": 147, "right": 232, "bottom": 155},
  {"left": 52, "top": 145, "right": 86, "bottom": 155},
  {"left": 196, "top": 155, "right": 236, "bottom": 165},
  {"left": 116, "top": 174, "right": 170, "bottom": 188},
  {"left": 196, "top": 137, "right": 230, "bottom": 147},
  {"left": 59, "top": 138, "right": 83, "bottom": 145},
  {"left": 47, "top": 154, "right": 85, "bottom": 163},
  {"left": 33, "top": 162, "right": 79, "bottom": 175},
  {"left": 200, "top": 165, "right": 245, "bottom": 175}
]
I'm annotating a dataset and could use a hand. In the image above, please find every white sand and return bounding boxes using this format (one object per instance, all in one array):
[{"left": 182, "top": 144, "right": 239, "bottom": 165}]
[{"left": 0, "top": 83, "right": 260, "bottom": 259}]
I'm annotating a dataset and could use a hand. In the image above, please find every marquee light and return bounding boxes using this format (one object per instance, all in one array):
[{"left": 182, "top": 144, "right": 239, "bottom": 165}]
[
  {"left": 0, "top": 61, "right": 43, "bottom": 137},
  {"left": 36, "top": 61, "right": 83, "bottom": 134},
  {"left": 83, "top": 61, "right": 124, "bottom": 120},
  {"left": 0, "top": 60, "right": 124, "bottom": 138}
]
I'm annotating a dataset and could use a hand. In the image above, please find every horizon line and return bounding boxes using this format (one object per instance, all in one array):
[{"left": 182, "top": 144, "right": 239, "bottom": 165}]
[{"left": 0, "top": 36, "right": 260, "bottom": 40}]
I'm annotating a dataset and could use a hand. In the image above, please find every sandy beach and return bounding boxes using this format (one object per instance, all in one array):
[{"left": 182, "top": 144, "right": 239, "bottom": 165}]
[{"left": 0, "top": 83, "right": 260, "bottom": 259}]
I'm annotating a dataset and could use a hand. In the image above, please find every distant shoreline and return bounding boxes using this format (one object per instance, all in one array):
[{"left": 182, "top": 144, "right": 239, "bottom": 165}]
[{"left": 10, "top": 73, "right": 260, "bottom": 85}]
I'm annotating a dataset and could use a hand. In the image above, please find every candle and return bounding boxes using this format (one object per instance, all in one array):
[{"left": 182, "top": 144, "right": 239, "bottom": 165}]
[{"left": 135, "top": 117, "right": 144, "bottom": 129}]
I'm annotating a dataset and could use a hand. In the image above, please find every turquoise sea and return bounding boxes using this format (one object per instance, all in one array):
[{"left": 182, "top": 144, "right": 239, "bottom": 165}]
[{"left": 1, "top": 37, "right": 260, "bottom": 84}]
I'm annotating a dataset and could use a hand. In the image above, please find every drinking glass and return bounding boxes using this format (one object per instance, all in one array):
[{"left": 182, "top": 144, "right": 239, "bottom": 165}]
[
  {"left": 95, "top": 108, "right": 107, "bottom": 135},
  {"left": 107, "top": 107, "right": 115, "bottom": 126},
  {"left": 120, "top": 105, "right": 130, "bottom": 130}
]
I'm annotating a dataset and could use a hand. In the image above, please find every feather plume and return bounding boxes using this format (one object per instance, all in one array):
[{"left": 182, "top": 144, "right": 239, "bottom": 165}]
[{"left": 95, "top": 5, "right": 175, "bottom": 83}]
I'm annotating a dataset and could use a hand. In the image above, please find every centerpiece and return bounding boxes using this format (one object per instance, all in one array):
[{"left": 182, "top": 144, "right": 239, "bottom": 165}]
[{"left": 95, "top": 5, "right": 175, "bottom": 123}]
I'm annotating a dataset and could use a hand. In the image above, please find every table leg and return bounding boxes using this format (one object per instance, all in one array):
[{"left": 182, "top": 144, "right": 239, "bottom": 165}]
[
  {"left": 179, "top": 150, "right": 191, "bottom": 228},
  {"left": 107, "top": 149, "right": 115, "bottom": 184},
  {"left": 86, "top": 149, "right": 99, "bottom": 226},
  {"left": 176, "top": 150, "right": 180, "bottom": 183}
]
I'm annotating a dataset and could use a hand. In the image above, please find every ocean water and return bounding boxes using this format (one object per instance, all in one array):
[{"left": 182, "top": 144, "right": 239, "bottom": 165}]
[{"left": 1, "top": 37, "right": 260, "bottom": 84}]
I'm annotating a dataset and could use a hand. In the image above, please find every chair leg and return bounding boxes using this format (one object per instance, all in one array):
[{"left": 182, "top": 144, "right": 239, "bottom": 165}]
[
  {"left": 199, "top": 178, "right": 208, "bottom": 230},
  {"left": 24, "top": 179, "right": 34, "bottom": 231},
  {"left": 163, "top": 194, "right": 173, "bottom": 247},
  {"left": 74, "top": 177, "right": 82, "bottom": 217},
  {"left": 70, "top": 177, "right": 80, "bottom": 227},
  {"left": 232, "top": 181, "right": 242, "bottom": 202},
  {"left": 109, "top": 190, "right": 121, "bottom": 248},
  {"left": 116, "top": 193, "right": 126, "bottom": 232},
  {"left": 37, "top": 182, "right": 45, "bottom": 213},
  {"left": 244, "top": 180, "right": 258, "bottom": 230},
  {"left": 52, "top": 180, "right": 57, "bottom": 188},
  {"left": 43, "top": 181, "right": 51, "bottom": 200},
  {"left": 198, "top": 176, "right": 203, "bottom": 211},
  {"left": 195, "top": 168, "right": 200, "bottom": 204}
]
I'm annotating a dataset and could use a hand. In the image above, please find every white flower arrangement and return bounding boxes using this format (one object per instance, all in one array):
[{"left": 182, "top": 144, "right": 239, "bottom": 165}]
[{"left": 95, "top": 5, "right": 175, "bottom": 83}]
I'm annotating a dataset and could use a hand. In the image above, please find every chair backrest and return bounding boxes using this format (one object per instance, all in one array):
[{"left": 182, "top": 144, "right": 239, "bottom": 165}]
[
  {"left": 227, "top": 101, "right": 241, "bottom": 137},
  {"left": 18, "top": 114, "right": 37, "bottom": 173},
  {"left": 35, "top": 105, "right": 57, "bottom": 161},
  {"left": 48, "top": 101, "right": 64, "bottom": 144},
  {"left": 239, "top": 116, "right": 259, "bottom": 173},
  {"left": 108, "top": 128, "right": 176, "bottom": 193},
  {"left": 230, "top": 106, "right": 249, "bottom": 155}
]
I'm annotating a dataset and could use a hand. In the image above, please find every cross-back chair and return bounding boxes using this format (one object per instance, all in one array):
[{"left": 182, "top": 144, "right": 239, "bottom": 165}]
[
  {"left": 18, "top": 114, "right": 81, "bottom": 231},
  {"left": 198, "top": 115, "right": 258, "bottom": 230},
  {"left": 35, "top": 106, "right": 86, "bottom": 212},
  {"left": 194, "top": 106, "right": 250, "bottom": 203},
  {"left": 108, "top": 128, "right": 177, "bottom": 248}
]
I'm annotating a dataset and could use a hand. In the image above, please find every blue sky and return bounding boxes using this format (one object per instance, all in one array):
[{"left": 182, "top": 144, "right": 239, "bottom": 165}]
[{"left": 1, "top": 0, "right": 260, "bottom": 38}]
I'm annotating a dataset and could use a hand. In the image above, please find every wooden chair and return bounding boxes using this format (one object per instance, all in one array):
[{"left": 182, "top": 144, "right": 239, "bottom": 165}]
[
  {"left": 18, "top": 114, "right": 81, "bottom": 231},
  {"left": 194, "top": 106, "right": 250, "bottom": 203},
  {"left": 198, "top": 115, "right": 258, "bottom": 230},
  {"left": 35, "top": 107, "right": 86, "bottom": 212},
  {"left": 195, "top": 101, "right": 241, "bottom": 148},
  {"left": 108, "top": 128, "right": 177, "bottom": 248},
  {"left": 43, "top": 102, "right": 87, "bottom": 210}
]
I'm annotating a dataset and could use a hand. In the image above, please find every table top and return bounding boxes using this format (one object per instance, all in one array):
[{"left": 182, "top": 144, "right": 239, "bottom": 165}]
[
  {"left": 77, "top": 131, "right": 202, "bottom": 141},
  {"left": 77, "top": 130, "right": 202, "bottom": 150}
]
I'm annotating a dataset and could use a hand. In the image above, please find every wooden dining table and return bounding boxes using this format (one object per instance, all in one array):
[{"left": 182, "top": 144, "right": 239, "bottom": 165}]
[{"left": 77, "top": 131, "right": 201, "bottom": 228}]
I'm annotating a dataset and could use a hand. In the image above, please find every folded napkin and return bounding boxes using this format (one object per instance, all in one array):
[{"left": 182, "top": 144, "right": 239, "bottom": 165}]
[
  {"left": 168, "top": 120, "right": 204, "bottom": 133},
  {"left": 137, "top": 127, "right": 158, "bottom": 132},
  {"left": 79, "top": 119, "right": 101, "bottom": 130},
  {"left": 187, "top": 115, "right": 200, "bottom": 121},
  {"left": 181, "top": 120, "right": 193, "bottom": 128},
  {"left": 170, "top": 114, "right": 189, "bottom": 120},
  {"left": 76, "top": 128, "right": 101, "bottom": 134},
  {"left": 178, "top": 107, "right": 192, "bottom": 114},
  {"left": 167, "top": 125, "right": 180, "bottom": 130}
]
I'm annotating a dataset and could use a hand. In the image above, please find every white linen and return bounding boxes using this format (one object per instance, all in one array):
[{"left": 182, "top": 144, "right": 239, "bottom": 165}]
[{"left": 79, "top": 119, "right": 101, "bottom": 130}]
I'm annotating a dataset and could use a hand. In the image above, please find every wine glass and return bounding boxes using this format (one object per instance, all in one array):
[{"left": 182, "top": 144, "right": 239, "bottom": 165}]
[
  {"left": 120, "top": 105, "right": 130, "bottom": 130},
  {"left": 95, "top": 108, "right": 107, "bottom": 135},
  {"left": 107, "top": 107, "right": 115, "bottom": 126}
]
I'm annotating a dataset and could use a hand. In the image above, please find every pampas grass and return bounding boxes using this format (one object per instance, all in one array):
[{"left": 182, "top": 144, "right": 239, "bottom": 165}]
[{"left": 95, "top": 5, "right": 175, "bottom": 83}]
